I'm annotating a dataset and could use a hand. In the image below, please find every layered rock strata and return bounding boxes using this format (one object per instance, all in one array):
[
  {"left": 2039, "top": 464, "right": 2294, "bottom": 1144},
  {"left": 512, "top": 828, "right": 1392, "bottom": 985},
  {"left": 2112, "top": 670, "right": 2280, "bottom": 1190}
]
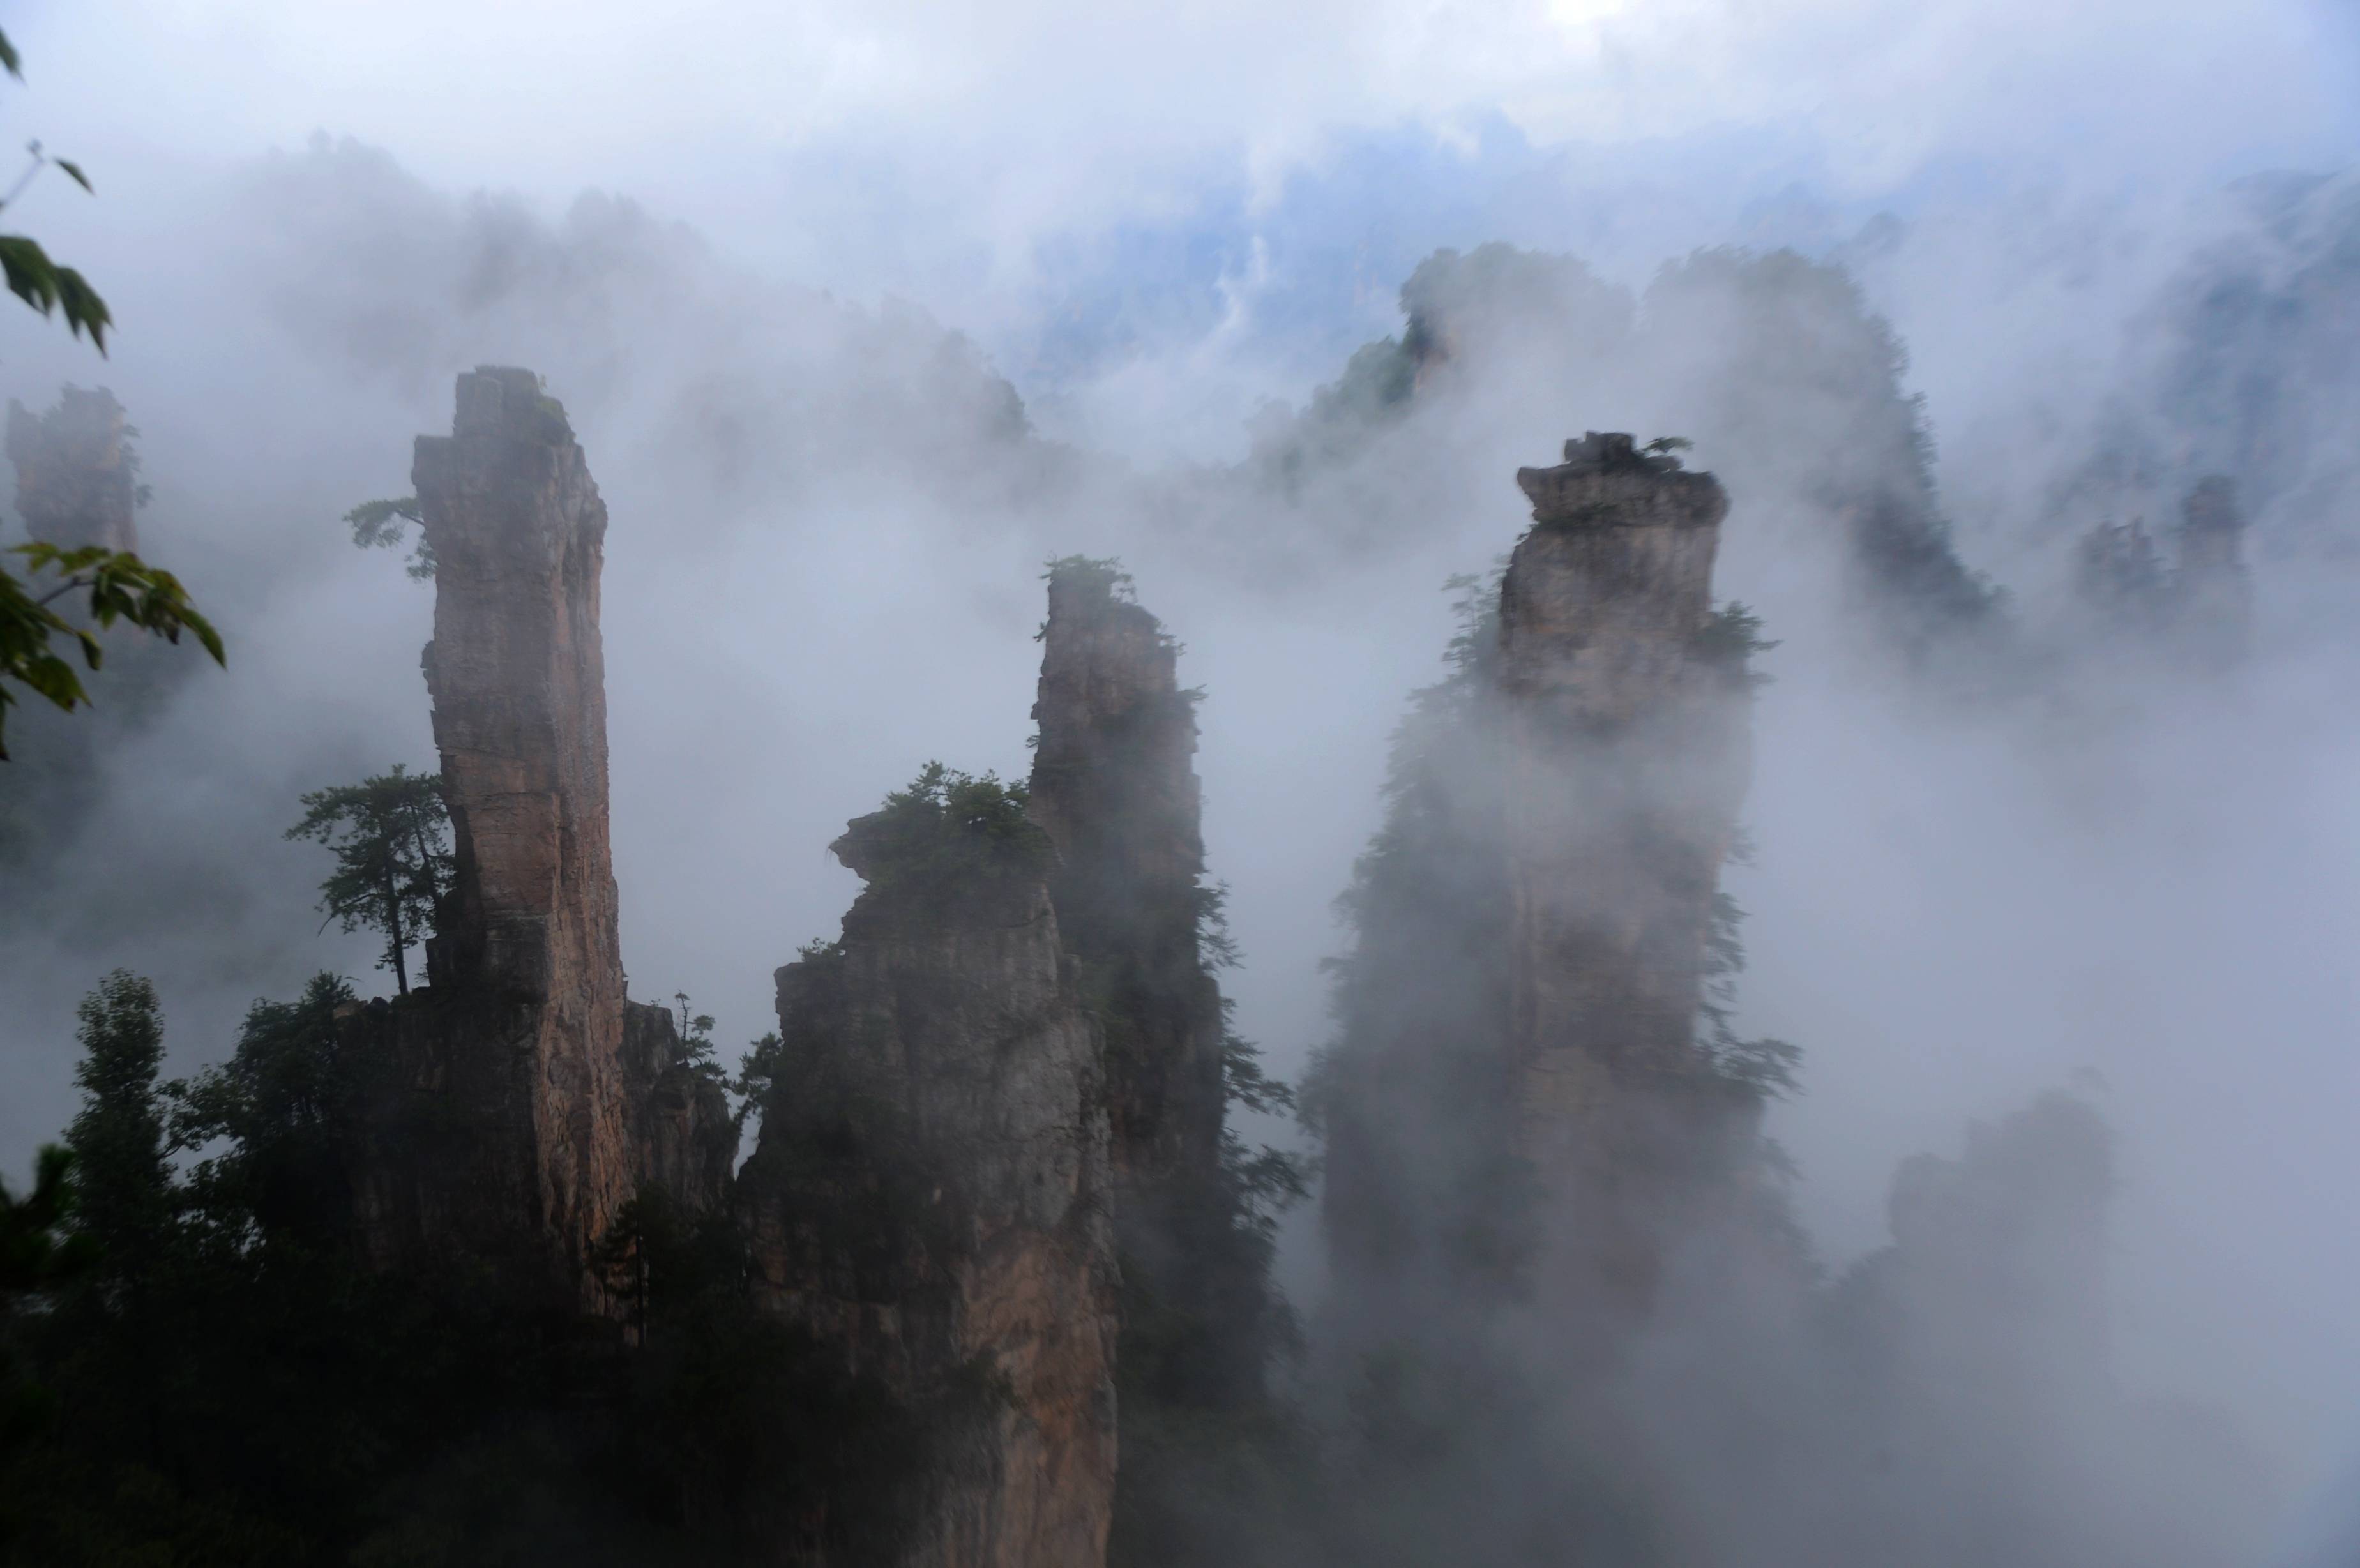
[
  {"left": 1500, "top": 432, "right": 1753, "bottom": 1301},
  {"left": 738, "top": 792, "right": 1119, "bottom": 1567},
  {"left": 348, "top": 366, "right": 732, "bottom": 1306},
  {"left": 8, "top": 386, "right": 140, "bottom": 554}
]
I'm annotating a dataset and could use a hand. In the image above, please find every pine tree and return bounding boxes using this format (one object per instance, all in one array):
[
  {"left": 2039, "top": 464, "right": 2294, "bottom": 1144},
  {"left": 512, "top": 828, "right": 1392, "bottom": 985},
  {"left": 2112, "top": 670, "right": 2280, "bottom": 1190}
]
[
  {"left": 64, "top": 970, "right": 169, "bottom": 1271},
  {"left": 284, "top": 765, "right": 453, "bottom": 993}
]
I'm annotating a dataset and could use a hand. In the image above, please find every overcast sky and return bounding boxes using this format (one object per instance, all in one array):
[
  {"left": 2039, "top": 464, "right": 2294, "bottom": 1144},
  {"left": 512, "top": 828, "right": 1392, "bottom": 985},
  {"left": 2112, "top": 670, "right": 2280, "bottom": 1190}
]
[{"left": 15, "top": 0, "right": 2360, "bottom": 424}]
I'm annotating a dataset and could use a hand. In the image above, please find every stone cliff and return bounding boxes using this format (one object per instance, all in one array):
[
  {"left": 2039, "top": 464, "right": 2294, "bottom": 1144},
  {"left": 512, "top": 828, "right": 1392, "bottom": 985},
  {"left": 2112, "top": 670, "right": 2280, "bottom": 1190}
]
[
  {"left": 1029, "top": 562, "right": 1301, "bottom": 1560},
  {"left": 1500, "top": 432, "right": 1755, "bottom": 1304},
  {"left": 6, "top": 386, "right": 140, "bottom": 555},
  {"left": 737, "top": 771, "right": 1118, "bottom": 1568},
  {"left": 347, "top": 366, "right": 732, "bottom": 1308},
  {"left": 1027, "top": 559, "right": 1225, "bottom": 1200}
]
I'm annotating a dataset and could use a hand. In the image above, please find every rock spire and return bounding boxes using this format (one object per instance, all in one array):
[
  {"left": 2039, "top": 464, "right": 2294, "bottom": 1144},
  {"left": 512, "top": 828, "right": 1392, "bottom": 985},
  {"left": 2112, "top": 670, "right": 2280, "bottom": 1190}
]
[
  {"left": 1026, "top": 559, "right": 1225, "bottom": 1195},
  {"left": 737, "top": 771, "right": 1119, "bottom": 1567},
  {"left": 1500, "top": 432, "right": 1755, "bottom": 1302},
  {"left": 348, "top": 366, "right": 733, "bottom": 1306}
]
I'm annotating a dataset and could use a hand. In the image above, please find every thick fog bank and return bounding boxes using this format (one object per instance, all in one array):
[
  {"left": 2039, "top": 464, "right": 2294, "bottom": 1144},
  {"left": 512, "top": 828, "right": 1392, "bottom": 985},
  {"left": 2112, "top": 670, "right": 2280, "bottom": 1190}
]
[{"left": 3, "top": 130, "right": 2358, "bottom": 1548}]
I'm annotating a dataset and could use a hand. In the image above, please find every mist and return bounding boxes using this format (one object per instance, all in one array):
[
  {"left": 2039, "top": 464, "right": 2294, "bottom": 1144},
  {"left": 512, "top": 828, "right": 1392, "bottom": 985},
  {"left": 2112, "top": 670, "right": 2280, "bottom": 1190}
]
[{"left": 3, "top": 3, "right": 2358, "bottom": 1563}]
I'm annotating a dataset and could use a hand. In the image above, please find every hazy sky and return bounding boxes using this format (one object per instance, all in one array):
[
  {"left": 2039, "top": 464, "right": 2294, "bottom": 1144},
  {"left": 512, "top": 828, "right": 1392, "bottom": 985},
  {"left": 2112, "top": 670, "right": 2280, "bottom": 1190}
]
[{"left": 15, "top": 0, "right": 2360, "bottom": 430}]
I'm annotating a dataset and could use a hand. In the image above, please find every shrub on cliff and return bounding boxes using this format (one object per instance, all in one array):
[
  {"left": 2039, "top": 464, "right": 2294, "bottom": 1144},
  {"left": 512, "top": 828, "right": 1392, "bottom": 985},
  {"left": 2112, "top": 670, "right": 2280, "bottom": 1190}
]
[{"left": 832, "top": 762, "right": 1050, "bottom": 900}]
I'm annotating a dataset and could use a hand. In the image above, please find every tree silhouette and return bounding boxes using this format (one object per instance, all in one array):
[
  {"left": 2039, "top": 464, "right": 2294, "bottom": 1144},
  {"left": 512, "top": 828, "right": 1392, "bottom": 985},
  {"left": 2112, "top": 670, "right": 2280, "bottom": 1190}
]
[{"left": 285, "top": 765, "right": 454, "bottom": 994}]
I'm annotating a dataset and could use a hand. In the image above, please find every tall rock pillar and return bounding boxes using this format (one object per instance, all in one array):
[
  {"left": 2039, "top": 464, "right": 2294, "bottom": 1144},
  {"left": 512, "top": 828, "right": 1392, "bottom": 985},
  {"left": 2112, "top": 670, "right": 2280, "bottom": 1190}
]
[
  {"left": 348, "top": 367, "right": 733, "bottom": 1306},
  {"left": 1500, "top": 432, "right": 1751, "bottom": 1300},
  {"left": 1027, "top": 559, "right": 1225, "bottom": 1198},
  {"left": 736, "top": 778, "right": 1119, "bottom": 1567},
  {"left": 7, "top": 386, "right": 140, "bottom": 554}
]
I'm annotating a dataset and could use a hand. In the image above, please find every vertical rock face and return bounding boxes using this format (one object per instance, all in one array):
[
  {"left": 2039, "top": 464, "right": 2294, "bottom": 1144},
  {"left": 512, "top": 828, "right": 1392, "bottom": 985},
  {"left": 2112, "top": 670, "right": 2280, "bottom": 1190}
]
[
  {"left": 7, "top": 386, "right": 140, "bottom": 554},
  {"left": 349, "top": 367, "right": 732, "bottom": 1305},
  {"left": 737, "top": 789, "right": 1118, "bottom": 1568},
  {"left": 1500, "top": 432, "right": 1752, "bottom": 1300},
  {"left": 1027, "top": 560, "right": 1224, "bottom": 1195},
  {"left": 415, "top": 366, "right": 617, "bottom": 1007}
]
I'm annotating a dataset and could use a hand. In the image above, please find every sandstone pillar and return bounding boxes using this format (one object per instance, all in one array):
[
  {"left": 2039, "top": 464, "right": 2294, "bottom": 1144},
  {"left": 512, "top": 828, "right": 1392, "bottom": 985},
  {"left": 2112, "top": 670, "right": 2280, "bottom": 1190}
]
[
  {"left": 738, "top": 783, "right": 1118, "bottom": 1567},
  {"left": 348, "top": 367, "right": 732, "bottom": 1306},
  {"left": 8, "top": 386, "right": 140, "bottom": 554},
  {"left": 1026, "top": 559, "right": 1224, "bottom": 1195},
  {"left": 1500, "top": 432, "right": 1751, "bottom": 1297}
]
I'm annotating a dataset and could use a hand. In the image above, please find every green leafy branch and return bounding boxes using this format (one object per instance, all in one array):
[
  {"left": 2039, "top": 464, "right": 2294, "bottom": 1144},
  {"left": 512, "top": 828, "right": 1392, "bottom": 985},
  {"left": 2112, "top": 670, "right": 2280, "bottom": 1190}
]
[
  {"left": 342, "top": 495, "right": 434, "bottom": 580},
  {"left": 0, "top": 27, "right": 222, "bottom": 761},
  {"left": 0, "top": 28, "right": 110, "bottom": 355},
  {"left": 0, "top": 541, "right": 223, "bottom": 758}
]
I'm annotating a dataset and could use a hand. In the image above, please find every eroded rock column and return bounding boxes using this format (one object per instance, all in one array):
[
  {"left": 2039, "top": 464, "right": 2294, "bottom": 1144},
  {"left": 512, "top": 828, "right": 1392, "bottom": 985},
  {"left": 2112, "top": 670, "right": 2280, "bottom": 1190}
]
[
  {"left": 1500, "top": 432, "right": 1751, "bottom": 1297},
  {"left": 738, "top": 788, "right": 1118, "bottom": 1568},
  {"left": 349, "top": 366, "right": 731, "bottom": 1305},
  {"left": 1027, "top": 559, "right": 1225, "bottom": 1196}
]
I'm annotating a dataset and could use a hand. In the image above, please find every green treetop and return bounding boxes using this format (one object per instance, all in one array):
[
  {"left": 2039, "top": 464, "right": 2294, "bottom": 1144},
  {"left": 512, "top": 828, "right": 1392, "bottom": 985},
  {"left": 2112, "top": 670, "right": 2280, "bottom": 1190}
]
[{"left": 285, "top": 766, "right": 455, "bottom": 995}]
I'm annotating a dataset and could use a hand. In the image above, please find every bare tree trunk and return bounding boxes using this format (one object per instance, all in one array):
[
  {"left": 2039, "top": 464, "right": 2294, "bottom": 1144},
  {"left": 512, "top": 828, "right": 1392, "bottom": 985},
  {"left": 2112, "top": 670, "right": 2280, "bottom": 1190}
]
[{"left": 384, "top": 864, "right": 409, "bottom": 995}]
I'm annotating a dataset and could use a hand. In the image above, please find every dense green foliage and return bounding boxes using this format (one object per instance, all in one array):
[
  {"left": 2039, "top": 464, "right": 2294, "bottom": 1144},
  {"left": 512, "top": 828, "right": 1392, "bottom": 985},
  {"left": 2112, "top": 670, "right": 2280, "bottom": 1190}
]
[
  {"left": 837, "top": 761, "right": 1050, "bottom": 899},
  {"left": 0, "top": 967, "right": 983, "bottom": 1565},
  {"left": 0, "top": 542, "right": 223, "bottom": 760},
  {"left": 285, "top": 767, "right": 454, "bottom": 995}
]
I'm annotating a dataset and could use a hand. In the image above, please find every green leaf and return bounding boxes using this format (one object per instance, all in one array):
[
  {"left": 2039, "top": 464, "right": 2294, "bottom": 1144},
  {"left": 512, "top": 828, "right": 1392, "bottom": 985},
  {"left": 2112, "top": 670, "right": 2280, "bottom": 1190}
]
[
  {"left": 0, "top": 29, "right": 20, "bottom": 80},
  {"left": 0, "top": 236, "right": 111, "bottom": 353},
  {"left": 50, "top": 262, "right": 109, "bottom": 352},
  {"left": 17, "top": 649, "right": 85, "bottom": 706},
  {"left": 0, "top": 544, "right": 225, "bottom": 757},
  {"left": 0, "top": 233, "right": 61, "bottom": 315},
  {"left": 52, "top": 158, "right": 90, "bottom": 194}
]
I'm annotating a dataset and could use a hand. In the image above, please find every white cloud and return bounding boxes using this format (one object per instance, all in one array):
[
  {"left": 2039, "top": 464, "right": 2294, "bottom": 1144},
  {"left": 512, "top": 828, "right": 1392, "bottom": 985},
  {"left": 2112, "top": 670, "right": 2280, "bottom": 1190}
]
[{"left": 15, "top": 0, "right": 2350, "bottom": 292}]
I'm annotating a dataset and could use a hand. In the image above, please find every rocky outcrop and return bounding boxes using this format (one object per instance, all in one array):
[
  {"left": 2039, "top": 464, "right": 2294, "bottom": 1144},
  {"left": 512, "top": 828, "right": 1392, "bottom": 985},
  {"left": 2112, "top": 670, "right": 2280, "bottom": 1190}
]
[
  {"left": 1027, "top": 559, "right": 1224, "bottom": 1196},
  {"left": 737, "top": 774, "right": 1118, "bottom": 1568},
  {"left": 7, "top": 386, "right": 140, "bottom": 554},
  {"left": 1029, "top": 560, "right": 1306, "bottom": 1562},
  {"left": 1499, "top": 432, "right": 1755, "bottom": 1303},
  {"left": 347, "top": 366, "right": 732, "bottom": 1308}
]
